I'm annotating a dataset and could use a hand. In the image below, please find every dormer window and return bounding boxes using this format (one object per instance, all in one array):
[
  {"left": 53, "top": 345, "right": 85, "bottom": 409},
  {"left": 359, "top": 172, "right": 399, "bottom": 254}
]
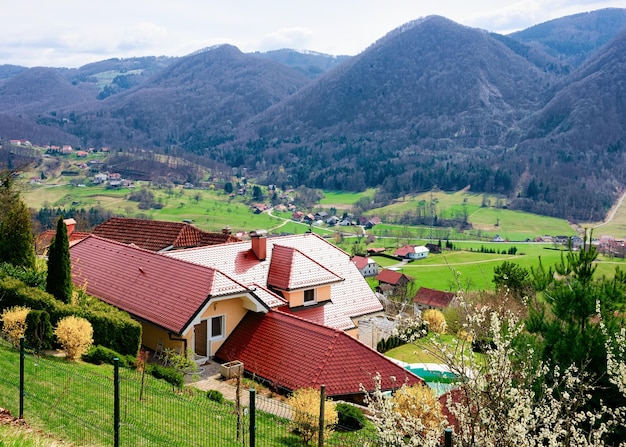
[{"left": 303, "top": 289, "right": 316, "bottom": 305}]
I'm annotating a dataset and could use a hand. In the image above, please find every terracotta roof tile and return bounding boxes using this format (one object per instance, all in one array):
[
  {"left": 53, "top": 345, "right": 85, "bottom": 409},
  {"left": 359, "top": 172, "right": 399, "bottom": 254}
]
[
  {"left": 167, "top": 233, "right": 383, "bottom": 331},
  {"left": 413, "top": 287, "right": 456, "bottom": 308},
  {"left": 376, "top": 269, "right": 410, "bottom": 285},
  {"left": 92, "top": 217, "right": 239, "bottom": 252},
  {"left": 69, "top": 235, "right": 254, "bottom": 334},
  {"left": 267, "top": 245, "right": 343, "bottom": 290},
  {"left": 215, "top": 310, "right": 423, "bottom": 396}
]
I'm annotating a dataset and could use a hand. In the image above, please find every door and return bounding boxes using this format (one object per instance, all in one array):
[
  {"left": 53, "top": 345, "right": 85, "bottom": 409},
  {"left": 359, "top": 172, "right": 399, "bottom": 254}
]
[{"left": 194, "top": 320, "right": 208, "bottom": 357}]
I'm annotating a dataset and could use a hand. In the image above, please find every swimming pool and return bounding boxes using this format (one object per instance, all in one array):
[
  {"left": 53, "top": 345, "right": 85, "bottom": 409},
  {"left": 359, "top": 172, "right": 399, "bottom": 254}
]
[{"left": 406, "top": 364, "right": 457, "bottom": 396}]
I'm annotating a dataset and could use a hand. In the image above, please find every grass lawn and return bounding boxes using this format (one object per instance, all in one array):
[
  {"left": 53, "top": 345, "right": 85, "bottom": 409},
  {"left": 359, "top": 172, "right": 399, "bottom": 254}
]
[
  {"left": 0, "top": 342, "right": 376, "bottom": 446},
  {"left": 385, "top": 333, "right": 478, "bottom": 366}
]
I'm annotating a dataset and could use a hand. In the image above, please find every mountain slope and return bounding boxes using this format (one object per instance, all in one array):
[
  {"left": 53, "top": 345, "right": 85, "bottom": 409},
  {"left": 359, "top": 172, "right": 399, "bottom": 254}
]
[
  {"left": 63, "top": 45, "right": 312, "bottom": 149},
  {"left": 219, "top": 16, "right": 550, "bottom": 193},
  {"left": 509, "top": 8, "right": 626, "bottom": 68}
]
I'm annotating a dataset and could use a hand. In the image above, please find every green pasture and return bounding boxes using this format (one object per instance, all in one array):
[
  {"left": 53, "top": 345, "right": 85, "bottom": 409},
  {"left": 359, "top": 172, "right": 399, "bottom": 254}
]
[
  {"left": 318, "top": 189, "right": 376, "bottom": 206},
  {"left": 368, "top": 242, "right": 626, "bottom": 292}
]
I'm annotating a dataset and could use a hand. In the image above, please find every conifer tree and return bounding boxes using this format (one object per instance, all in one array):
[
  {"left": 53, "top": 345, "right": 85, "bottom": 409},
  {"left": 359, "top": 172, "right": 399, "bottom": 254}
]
[
  {"left": 0, "top": 169, "right": 36, "bottom": 269},
  {"left": 46, "top": 216, "right": 72, "bottom": 303}
]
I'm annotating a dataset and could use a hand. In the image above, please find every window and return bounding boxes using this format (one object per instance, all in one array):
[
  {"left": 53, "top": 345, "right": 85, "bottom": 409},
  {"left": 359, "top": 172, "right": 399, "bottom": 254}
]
[
  {"left": 303, "top": 289, "right": 316, "bottom": 305},
  {"left": 210, "top": 315, "right": 224, "bottom": 339}
]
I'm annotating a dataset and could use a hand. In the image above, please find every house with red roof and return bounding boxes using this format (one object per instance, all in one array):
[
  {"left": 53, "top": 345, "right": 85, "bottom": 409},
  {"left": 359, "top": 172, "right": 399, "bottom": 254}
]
[
  {"left": 413, "top": 287, "right": 456, "bottom": 312},
  {"left": 394, "top": 245, "right": 429, "bottom": 260},
  {"left": 216, "top": 311, "right": 422, "bottom": 399},
  {"left": 351, "top": 255, "right": 379, "bottom": 277},
  {"left": 92, "top": 217, "right": 240, "bottom": 252},
  {"left": 68, "top": 231, "right": 412, "bottom": 397},
  {"left": 35, "top": 218, "right": 91, "bottom": 256}
]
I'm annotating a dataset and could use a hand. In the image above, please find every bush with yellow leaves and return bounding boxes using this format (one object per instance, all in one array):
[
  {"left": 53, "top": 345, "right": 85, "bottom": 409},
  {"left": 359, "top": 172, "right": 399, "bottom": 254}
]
[
  {"left": 288, "top": 387, "right": 338, "bottom": 444},
  {"left": 422, "top": 309, "right": 446, "bottom": 334},
  {"left": 1, "top": 306, "right": 30, "bottom": 347},
  {"left": 54, "top": 315, "right": 93, "bottom": 361},
  {"left": 391, "top": 384, "right": 446, "bottom": 437}
]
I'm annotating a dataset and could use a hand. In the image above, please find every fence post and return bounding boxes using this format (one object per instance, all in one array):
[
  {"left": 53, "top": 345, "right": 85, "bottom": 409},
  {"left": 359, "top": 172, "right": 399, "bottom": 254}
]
[
  {"left": 249, "top": 389, "right": 256, "bottom": 447},
  {"left": 318, "top": 385, "right": 325, "bottom": 447},
  {"left": 444, "top": 427, "right": 453, "bottom": 447},
  {"left": 19, "top": 337, "right": 24, "bottom": 419},
  {"left": 114, "top": 358, "right": 120, "bottom": 447}
]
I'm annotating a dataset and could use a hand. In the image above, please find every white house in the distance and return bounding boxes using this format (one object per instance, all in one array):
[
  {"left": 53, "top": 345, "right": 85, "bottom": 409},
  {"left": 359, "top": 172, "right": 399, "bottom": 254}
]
[
  {"left": 394, "top": 245, "right": 430, "bottom": 260},
  {"left": 351, "top": 255, "right": 379, "bottom": 277}
]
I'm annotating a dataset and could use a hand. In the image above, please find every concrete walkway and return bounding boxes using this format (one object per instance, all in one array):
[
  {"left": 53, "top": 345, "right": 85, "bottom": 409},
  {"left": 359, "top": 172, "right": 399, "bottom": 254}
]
[{"left": 188, "top": 360, "right": 292, "bottom": 419}]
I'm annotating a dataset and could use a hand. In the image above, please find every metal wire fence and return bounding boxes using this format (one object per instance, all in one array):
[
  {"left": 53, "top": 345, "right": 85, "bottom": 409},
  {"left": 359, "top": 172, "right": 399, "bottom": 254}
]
[{"left": 0, "top": 338, "right": 451, "bottom": 446}]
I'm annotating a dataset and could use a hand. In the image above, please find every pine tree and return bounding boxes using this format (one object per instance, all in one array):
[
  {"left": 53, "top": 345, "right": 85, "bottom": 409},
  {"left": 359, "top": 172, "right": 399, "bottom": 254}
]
[
  {"left": 0, "top": 169, "right": 36, "bottom": 269},
  {"left": 46, "top": 216, "right": 73, "bottom": 303}
]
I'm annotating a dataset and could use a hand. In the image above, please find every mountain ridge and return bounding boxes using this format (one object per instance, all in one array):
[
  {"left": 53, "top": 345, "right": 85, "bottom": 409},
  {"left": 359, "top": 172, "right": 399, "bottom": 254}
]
[{"left": 1, "top": 8, "right": 626, "bottom": 222}]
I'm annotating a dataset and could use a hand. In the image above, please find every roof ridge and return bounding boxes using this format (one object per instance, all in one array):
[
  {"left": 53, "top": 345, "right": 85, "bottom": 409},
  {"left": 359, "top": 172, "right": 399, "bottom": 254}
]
[{"left": 312, "top": 330, "right": 341, "bottom": 386}]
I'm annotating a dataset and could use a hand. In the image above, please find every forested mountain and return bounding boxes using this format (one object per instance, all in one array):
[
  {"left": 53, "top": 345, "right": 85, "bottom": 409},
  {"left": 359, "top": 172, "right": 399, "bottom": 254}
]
[{"left": 0, "top": 8, "right": 625, "bottom": 221}]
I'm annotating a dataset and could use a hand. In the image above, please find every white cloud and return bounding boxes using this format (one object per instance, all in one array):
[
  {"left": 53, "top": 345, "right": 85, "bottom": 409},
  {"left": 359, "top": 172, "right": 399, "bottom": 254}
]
[{"left": 258, "top": 27, "right": 314, "bottom": 51}]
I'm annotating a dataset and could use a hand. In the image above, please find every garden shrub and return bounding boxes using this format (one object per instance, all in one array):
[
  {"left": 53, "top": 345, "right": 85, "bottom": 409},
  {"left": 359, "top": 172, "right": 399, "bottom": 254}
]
[
  {"left": 0, "top": 276, "right": 141, "bottom": 356},
  {"left": 391, "top": 384, "right": 445, "bottom": 437},
  {"left": 0, "top": 262, "right": 46, "bottom": 288},
  {"left": 54, "top": 315, "right": 93, "bottom": 361},
  {"left": 0, "top": 305, "right": 30, "bottom": 346},
  {"left": 82, "top": 345, "right": 134, "bottom": 368},
  {"left": 149, "top": 364, "right": 184, "bottom": 389},
  {"left": 24, "top": 309, "right": 53, "bottom": 350},
  {"left": 442, "top": 306, "right": 461, "bottom": 335},
  {"left": 336, "top": 402, "right": 366, "bottom": 431},
  {"left": 288, "top": 387, "right": 338, "bottom": 444},
  {"left": 206, "top": 389, "right": 225, "bottom": 404},
  {"left": 422, "top": 309, "right": 447, "bottom": 334}
]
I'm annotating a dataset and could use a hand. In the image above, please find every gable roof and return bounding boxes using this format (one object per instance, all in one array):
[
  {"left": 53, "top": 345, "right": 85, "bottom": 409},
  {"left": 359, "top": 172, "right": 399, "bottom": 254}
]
[
  {"left": 215, "top": 310, "right": 423, "bottom": 396},
  {"left": 376, "top": 269, "right": 410, "bottom": 285},
  {"left": 268, "top": 245, "right": 343, "bottom": 290},
  {"left": 69, "top": 235, "right": 265, "bottom": 335},
  {"left": 351, "top": 255, "right": 370, "bottom": 270},
  {"left": 35, "top": 229, "right": 91, "bottom": 255},
  {"left": 166, "top": 233, "right": 383, "bottom": 331},
  {"left": 92, "top": 217, "right": 239, "bottom": 252},
  {"left": 413, "top": 287, "right": 456, "bottom": 309}
]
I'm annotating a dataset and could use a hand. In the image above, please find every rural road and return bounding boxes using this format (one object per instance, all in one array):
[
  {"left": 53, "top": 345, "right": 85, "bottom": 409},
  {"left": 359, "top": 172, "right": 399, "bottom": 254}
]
[{"left": 594, "top": 190, "right": 626, "bottom": 229}]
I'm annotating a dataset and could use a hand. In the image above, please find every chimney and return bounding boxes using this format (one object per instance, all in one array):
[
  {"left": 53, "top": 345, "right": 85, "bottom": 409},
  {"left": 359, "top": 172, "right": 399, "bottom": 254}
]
[
  {"left": 222, "top": 226, "right": 232, "bottom": 235},
  {"left": 250, "top": 229, "right": 267, "bottom": 261},
  {"left": 63, "top": 218, "right": 76, "bottom": 236}
]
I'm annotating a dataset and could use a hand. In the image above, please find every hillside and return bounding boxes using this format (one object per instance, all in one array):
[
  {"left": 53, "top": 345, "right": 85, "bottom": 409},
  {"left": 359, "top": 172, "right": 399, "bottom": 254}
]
[{"left": 0, "top": 9, "right": 625, "bottom": 222}]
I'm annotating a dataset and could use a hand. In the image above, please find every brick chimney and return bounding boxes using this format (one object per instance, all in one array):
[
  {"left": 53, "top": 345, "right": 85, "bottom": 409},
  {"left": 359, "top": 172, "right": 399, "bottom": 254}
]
[
  {"left": 250, "top": 229, "right": 267, "bottom": 261},
  {"left": 222, "top": 226, "right": 232, "bottom": 235},
  {"left": 63, "top": 218, "right": 76, "bottom": 236}
]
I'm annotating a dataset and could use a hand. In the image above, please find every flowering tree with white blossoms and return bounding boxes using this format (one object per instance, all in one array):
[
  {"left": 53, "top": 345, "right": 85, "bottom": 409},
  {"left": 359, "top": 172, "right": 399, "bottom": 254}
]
[{"left": 430, "top": 295, "right": 616, "bottom": 447}]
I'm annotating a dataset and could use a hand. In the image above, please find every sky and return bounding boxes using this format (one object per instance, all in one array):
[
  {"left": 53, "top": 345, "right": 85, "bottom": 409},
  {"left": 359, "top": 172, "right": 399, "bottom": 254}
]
[{"left": 3, "top": 0, "right": 624, "bottom": 68}]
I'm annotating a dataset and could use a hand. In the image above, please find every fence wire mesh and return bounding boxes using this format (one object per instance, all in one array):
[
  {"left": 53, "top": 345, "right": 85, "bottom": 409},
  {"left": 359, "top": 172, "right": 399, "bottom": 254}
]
[{"left": 1, "top": 338, "right": 390, "bottom": 446}]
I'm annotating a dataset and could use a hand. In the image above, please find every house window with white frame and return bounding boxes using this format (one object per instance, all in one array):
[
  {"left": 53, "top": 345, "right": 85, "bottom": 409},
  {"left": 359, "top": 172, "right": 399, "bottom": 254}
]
[
  {"left": 303, "top": 288, "right": 316, "bottom": 305},
  {"left": 210, "top": 315, "right": 224, "bottom": 339}
]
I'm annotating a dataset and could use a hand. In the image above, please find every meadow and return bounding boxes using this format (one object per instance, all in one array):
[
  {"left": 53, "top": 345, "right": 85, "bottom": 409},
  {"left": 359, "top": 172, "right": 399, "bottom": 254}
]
[{"left": 20, "top": 160, "right": 626, "bottom": 293}]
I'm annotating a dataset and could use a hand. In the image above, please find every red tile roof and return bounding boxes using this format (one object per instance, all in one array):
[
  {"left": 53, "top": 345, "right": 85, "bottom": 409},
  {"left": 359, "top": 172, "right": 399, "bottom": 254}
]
[
  {"left": 69, "top": 236, "right": 263, "bottom": 334},
  {"left": 413, "top": 287, "right": 456, "bottom": 309},
  {"left": 92, "top": 217, "right": 239, "bottom": 252},
  {"left": 215, "top": 310, "right": 423, "bottom": 396},
  {"left": 167, "top": 233, "right": 383, "bottom": 331},
  {"left": 376, "top": 269, "right": 410, "bottom": 286},
  {"left": 394, "top": 245, "right": 416, "bottom": 257},
  {"left": 267, "top": 245, "right": 343, "bottom": 290},
  {"left": 351, "top": 255, "right": 369, "bottom": 270},
  {"left": 35, "top": 230, "right": 91, "bottom": 255}
]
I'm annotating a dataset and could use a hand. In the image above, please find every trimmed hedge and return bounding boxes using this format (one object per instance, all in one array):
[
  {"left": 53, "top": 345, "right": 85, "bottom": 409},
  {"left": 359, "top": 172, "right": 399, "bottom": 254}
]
[
  {"left": 82, "top": 345, "right": 135, "bottom": 368},
  {"left": 149, "top": 364, "right": 184, "bottom": 389},
  {"left": 0, "top": 276, "right": 141, "bottom": 356},
  {"left": 24, "top": 309, "right": 53, "bottom": 350},
  {"left": 336, "top": 403, "right": 366, "bottom": 431}
]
